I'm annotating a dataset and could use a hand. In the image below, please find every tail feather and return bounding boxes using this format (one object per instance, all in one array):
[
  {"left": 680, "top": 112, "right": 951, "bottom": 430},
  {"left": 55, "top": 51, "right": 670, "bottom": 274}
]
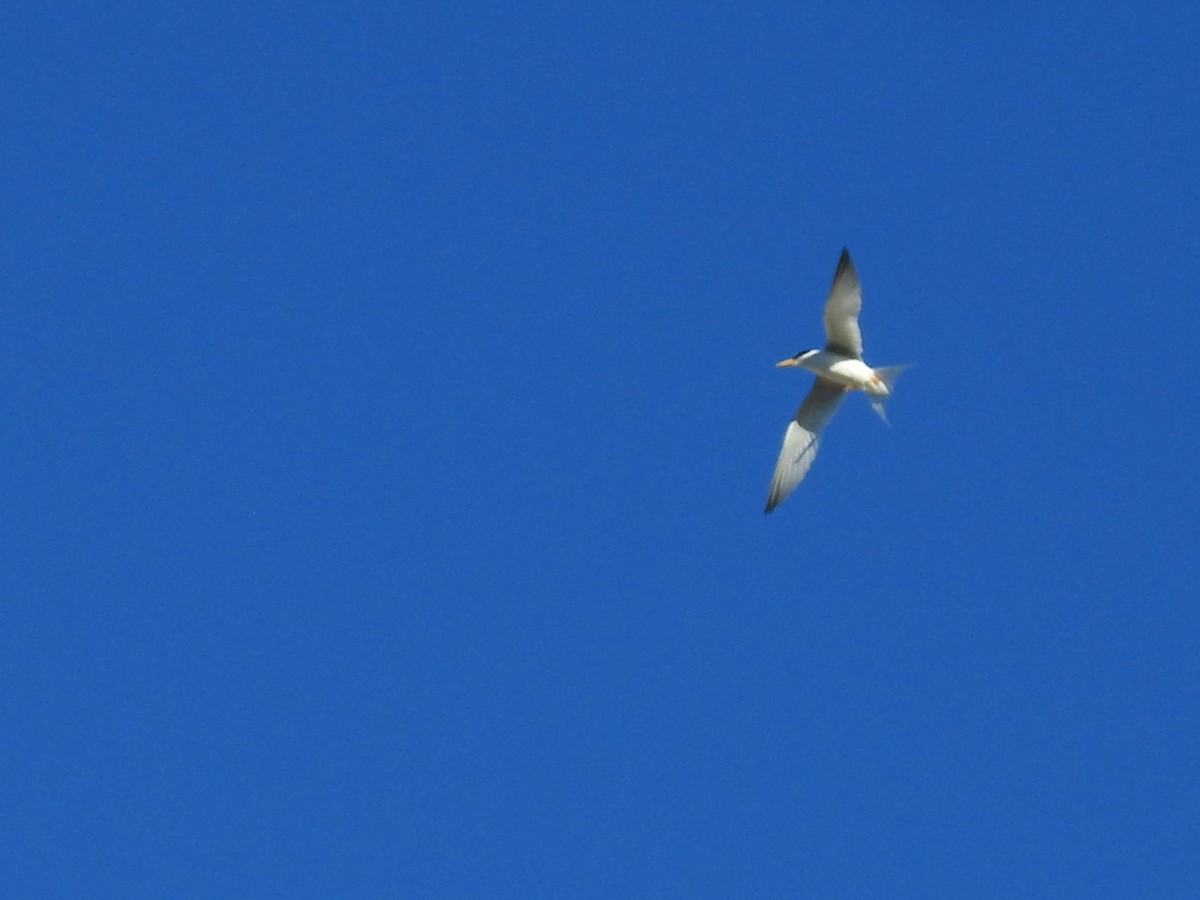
[{"left": 869, "top": 364, "right": 910, "bottom": 424}]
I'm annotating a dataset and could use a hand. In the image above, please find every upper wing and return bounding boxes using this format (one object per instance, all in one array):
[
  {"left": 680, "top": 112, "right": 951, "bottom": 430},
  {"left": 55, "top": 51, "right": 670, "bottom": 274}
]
[
  {"left": 764, "top": 377, "right": 847, "bottom": 513},
  {"left": 822, "top": 248, "right": 863, "bottom": 358}
]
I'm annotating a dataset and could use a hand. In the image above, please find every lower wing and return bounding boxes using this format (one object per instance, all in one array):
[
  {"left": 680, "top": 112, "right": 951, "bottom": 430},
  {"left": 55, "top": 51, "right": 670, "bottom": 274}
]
[{"left": 764, "top": 377, "right": 847, "bottom": 513}]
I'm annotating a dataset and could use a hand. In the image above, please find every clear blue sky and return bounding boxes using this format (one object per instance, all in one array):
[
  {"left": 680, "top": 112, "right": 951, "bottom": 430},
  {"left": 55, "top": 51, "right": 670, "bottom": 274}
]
[{"left": 3, "top": 2, "right": 1198, "bottom": 896}]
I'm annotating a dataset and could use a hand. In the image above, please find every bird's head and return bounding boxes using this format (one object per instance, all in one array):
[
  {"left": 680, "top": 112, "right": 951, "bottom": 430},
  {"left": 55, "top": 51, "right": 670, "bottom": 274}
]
[{"left": 775, "top": 349, "right": 820, "bottom": 368}]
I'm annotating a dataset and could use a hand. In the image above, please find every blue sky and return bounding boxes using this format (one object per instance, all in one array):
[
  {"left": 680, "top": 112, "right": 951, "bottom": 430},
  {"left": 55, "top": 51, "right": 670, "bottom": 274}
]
[{"left": 3, "top": 2, "right": 1198, "bottom": 896}]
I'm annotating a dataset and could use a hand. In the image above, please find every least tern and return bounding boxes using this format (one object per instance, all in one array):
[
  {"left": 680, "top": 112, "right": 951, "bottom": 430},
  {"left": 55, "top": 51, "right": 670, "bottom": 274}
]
[{"left": 765, "top": 248, "right": 907, "bottom": 513}]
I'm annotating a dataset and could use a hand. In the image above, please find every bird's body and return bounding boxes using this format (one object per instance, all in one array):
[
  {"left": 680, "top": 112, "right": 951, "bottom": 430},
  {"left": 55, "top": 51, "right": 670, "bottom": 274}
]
[
  {"left": 787, "top": 351, "right": 890, "bottom": 395},
  {"left": 764, "top": 248, "right": 907, "bottom": 514}
]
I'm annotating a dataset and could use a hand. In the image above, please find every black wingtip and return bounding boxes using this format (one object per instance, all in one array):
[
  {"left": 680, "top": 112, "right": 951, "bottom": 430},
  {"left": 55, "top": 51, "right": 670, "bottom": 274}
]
[{"left": 833, "top": 247, "right": 854, "bottom": 282}]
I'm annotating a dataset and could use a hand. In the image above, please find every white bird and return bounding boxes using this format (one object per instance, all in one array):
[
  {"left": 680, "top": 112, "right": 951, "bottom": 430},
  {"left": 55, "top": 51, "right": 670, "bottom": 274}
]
[{"left": 765, "top": 248, "right": 907, "bottom": 513}]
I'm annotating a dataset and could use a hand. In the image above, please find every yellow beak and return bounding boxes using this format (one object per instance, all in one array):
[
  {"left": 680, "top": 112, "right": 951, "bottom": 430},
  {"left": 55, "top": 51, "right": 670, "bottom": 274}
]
[{"left": 775, "top": 357, "right": 801, "bottom": 367}]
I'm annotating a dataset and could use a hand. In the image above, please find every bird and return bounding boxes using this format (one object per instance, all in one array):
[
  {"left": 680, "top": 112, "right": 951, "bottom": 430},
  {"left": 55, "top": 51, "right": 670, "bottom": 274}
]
[{"left": 764, "top": 248, "right": 908, "bottom": 513}]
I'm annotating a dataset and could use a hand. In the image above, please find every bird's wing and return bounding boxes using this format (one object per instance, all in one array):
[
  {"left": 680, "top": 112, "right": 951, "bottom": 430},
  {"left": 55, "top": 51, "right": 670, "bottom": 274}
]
[
  {"left": 765, "top": 377, "right": 847, "bottom": 513},
  {"left": 822, "top": 248, "right": 863, "bottom": 358}
]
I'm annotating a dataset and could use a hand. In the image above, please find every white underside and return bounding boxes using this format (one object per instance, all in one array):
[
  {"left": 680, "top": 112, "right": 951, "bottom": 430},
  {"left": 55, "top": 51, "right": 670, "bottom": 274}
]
[{"left": 797, "top": 352, "right": 888, "bottom": 395}]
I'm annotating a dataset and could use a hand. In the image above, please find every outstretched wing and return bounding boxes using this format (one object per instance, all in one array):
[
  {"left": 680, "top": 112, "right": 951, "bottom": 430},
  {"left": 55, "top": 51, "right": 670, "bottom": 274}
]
[
  {"left": 764, "top": 377, "right": 847, "bottom": 513},
  {"left": 823, "top": 248, "right": 863, "bottom": 359}
]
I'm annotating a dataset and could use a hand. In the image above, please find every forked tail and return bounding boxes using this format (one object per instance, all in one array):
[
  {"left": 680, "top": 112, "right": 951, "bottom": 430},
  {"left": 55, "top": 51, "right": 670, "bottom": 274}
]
[{"left": 869, "top": 364, "right": 910, "bottom": 424}]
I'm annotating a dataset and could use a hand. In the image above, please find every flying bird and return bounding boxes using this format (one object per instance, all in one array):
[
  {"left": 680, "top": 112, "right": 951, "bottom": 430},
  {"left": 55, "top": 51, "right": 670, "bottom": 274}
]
[{"left": 764, "top": 248, "right": 907, "bottom": 513}]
